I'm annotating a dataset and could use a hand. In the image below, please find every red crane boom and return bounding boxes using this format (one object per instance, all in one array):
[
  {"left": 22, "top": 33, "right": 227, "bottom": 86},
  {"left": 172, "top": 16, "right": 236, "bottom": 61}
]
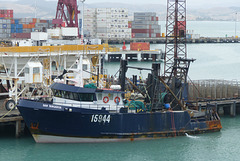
[{"left": 53, "top": 0, "right": 80, "bottom": 28}]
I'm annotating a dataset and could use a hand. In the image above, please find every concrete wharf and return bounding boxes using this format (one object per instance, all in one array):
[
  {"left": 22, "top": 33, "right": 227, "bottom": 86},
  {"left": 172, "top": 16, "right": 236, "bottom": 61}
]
[
  {"left": 188, "top": 79, "right": 240, "bottom": 117},
  {"left": 105, "top": 50, "right": 163, "bottom": 62},
  {"left": 104, "top": 37, "right": 240, "bottom": 44}
]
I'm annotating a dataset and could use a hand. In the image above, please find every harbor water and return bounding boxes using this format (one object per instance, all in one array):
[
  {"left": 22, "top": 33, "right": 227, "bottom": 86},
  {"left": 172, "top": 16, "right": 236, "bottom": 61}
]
[
  {"left": 0, "top": 116, "right": 239, "bottom": 161},
  {"left": 105, "top": 43, "right": 240, "bottom": 81}
]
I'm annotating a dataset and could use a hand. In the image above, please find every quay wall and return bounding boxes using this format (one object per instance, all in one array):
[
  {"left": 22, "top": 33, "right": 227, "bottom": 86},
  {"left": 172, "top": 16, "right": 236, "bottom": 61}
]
[{"left": 102, "top": 37, "right": 240, "bottom": 44}]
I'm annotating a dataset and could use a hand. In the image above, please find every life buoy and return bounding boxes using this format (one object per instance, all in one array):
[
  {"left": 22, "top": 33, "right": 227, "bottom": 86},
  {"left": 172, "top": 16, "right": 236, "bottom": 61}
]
[
  {"left": 114, "top": 96, "right": 120, "bottom": 103},
  {"left": 103, "top": 96, "right": 109, "bottom": 103}
]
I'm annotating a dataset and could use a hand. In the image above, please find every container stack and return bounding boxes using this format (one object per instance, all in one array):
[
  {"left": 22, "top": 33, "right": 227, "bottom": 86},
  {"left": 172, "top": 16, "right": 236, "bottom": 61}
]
[
  {"left": 0, "top": 9, "right": 13, "bottom": 19},
  {"left": 96, "top": 8, "right": 108, "bottom": 39},
  {"left": 131, "top": 12, "right": 161, "bottom": 38},
  {"left": 107, "top": 8, "right": 131, "bottom": 39},
  {"left": 0, "top": 19, "right": 11, "bottom": 39},
  {"left": 83, "top": 8, "right": 97, "bottom": 38},
  {"left": 94, "top": 8, "right": 131, "bottom": 39},
  {"left": 10, "top": 18, "right": 54, "bottom": 39},
  {"left": 0, "top": 10, "right": 13, "bottom": 39}
]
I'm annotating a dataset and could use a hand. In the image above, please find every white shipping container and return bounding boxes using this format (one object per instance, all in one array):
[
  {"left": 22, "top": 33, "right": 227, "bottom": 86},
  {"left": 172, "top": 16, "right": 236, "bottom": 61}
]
[
  {"left": 84, "top": 14, "right": 96, "bottom": 18},
  {"left": 61, "top": 27, "right": 78, "bottom": 37},
  {"left": 97, "top": 8, "right": 107, "bottom": 12},
  {"left": 47, "top": 28, "right": 61, "bottom": 37},
  {"left": 97, "top": 18, "right": 107, "bottom": 22},
  {"left": 97, "top": 22, "right": 107, "bottom": 27},
  {"left": 97, "top": 27, "right": 108, "bottom": 33},
  {"left": 192, "top": 34, "right": 200, "bottom": 39},
  {"left": 31, "top": 32, "right": 48, "bottom": 41},
  {"left": 84, "top": 19, "right": 96, "bottom": 23},
  {"left": 97, "top": 33, "right": 107, "bottom": 38}
]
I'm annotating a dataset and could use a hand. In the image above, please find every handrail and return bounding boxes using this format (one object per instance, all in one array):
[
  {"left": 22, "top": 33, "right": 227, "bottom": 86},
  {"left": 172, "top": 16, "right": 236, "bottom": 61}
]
[{"left": 25, "top": 97, "right": 124, "bottom": 112}]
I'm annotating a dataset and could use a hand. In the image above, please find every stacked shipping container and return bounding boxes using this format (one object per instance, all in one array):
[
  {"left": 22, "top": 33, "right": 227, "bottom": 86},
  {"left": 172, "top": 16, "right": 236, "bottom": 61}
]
[
  {"left": 82, "top": 8, "right": 97, "bottom": 38},
  {"left": 10, "top": 18, "right": 54, "bottom": 39},
  {"left": 0, "top": 10, "right": 13, "bottom": 19},
  {"left": 81, "top": 8, "right": 131, "bottom": 39},
  {"left": 0, "top": 10, "right": 13, "bottom": 38},
  {"left": 106, "top": 8, "right": 131, "bottom": 39},
  {"left": 132, "top": 12, "right": 161, "bottom": 38},
  {"left": 0, "top": 19, "right": 11, "bottom": 38},
  {"left": 0, "top": 9, "right": 55, "bottom": 39}
]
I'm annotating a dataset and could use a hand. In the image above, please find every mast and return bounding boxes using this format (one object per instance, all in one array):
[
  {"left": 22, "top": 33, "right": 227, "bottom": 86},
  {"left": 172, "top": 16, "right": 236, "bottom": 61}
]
[{"left": 164, "top": 0, "right": 194, "bottom": 109}]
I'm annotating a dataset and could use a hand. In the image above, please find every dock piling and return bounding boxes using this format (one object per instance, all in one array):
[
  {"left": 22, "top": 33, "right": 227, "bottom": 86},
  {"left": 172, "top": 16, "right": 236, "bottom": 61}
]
[
  {"left": 15, "top": 120, "right": 22, "bottom": 138},
  {"left": 230, "top": 101, "right": 236, "bottom": 117}
]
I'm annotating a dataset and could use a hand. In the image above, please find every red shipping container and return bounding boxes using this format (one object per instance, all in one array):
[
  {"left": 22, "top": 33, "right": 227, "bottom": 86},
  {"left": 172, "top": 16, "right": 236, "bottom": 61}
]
[
  {"left": 11, "top": 19, "right": 15, "bottom": 24},
  {"left": 128, "top": 23, "right": 132, "bottom": 28},
  {"left": 40, "top": 20, "right": 47, "bottom": 23},
  {"left": 156, "top": 33, "right": 161, "bottom": 37},
  {"left": 131, "top": 33, "right": 135, "bottom": 38},
  {"left": 156, "top": 17, "right": 159, "bottom": 21},
  {"left": 130, "top": 42, "right": 150, "bottom": 51},
  {"left": 151, "top": 16, "right": 154, "bottom": 21},
  {"left": 11, "top": 33, "right": 31, "bottom": 39},
  {"left": 132, "top": 29, "right": 154, "bottom": 33}
]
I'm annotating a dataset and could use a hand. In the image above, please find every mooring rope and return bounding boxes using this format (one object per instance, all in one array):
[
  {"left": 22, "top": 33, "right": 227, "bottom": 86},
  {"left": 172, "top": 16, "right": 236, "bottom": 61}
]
[{"left": 0, "top": 104, "right": 17, "bottom": 120}]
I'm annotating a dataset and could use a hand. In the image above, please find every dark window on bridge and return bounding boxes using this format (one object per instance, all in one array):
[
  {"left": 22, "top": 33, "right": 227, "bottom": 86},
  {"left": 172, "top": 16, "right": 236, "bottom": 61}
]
[{"left": 52, "top": 89, "right": 95, "bottom": 102}]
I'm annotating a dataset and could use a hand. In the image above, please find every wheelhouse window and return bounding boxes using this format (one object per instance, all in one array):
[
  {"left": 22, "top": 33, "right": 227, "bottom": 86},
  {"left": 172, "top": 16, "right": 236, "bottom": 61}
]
[{"left": 52, "top": 89, "right": 95, "bottom": 102}]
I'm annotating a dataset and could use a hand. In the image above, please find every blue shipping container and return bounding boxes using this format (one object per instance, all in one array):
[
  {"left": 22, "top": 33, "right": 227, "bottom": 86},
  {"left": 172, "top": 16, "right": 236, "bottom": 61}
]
[
  {"left": 17, "top": 24, "right": 23, "bottom": 29},
  {"left": 11, "top": 28, "right": 15, "bottom": 33},
  {"left": 18, "top": 28, "right": 23, "bottom": 33},
  {"left": 2, "top": 24, "right": 7, "bottom": 29},
  {"left": 11, "top": 24, "right": 15, "bottom": 29},
  {"left": 15, "top": 19, "right": 19, "bottom": 24}
]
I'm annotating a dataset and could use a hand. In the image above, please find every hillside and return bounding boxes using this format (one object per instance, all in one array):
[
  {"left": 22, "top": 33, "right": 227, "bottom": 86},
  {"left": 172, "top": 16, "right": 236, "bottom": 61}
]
[{"left": 0, "top": 0, "right": 239, "bottom": 21}]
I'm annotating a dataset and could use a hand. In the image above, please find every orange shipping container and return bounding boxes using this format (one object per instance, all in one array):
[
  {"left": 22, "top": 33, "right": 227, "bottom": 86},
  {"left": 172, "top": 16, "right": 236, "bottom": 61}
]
[
  {"left": 32, "top": 18, "right": 37, "bottom": 23},
  {"left": 23, "top": 24, "right": 28, "bottom": 28},
  {"left": 130, "top": 42, "right": 150, "bottom": 51}
]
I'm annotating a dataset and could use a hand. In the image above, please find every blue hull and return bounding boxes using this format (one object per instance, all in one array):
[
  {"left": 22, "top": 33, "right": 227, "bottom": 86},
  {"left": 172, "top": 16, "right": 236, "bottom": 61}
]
[{"left": 18, "top": 99, "right": 222, "bottom": 143}]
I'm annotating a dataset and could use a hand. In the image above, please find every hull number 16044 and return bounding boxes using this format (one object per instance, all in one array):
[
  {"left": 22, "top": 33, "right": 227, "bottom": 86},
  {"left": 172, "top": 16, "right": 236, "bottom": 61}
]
[{"left": 91, "top": 115, "right": 111, "bottom": 123}]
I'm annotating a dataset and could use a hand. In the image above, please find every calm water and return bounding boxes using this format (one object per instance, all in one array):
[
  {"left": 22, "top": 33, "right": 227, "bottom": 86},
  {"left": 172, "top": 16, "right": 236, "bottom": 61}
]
[
  {"left": 159, "top": 21, "right": 240, "bottom": 37},
  {"left": 0, "top": 116, "right": 239, "bottom": 161},
  {"left": 105, "top": 43, "right": 240, "bottom": 80}
]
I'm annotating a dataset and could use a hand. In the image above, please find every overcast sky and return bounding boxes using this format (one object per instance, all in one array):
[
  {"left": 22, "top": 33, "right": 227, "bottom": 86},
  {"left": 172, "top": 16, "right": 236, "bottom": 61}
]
[
  {"left": 46, "top": 0, "right": 239, "bottom": 9},
  {"left": 2, "top": 0, "right": 240, "bottom": 9}
]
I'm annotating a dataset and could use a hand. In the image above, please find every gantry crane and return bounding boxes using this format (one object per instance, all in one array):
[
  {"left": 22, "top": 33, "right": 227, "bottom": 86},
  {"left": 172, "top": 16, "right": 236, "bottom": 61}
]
[{"left": 53, "top": 0, "right": 80, "bottom": 28}]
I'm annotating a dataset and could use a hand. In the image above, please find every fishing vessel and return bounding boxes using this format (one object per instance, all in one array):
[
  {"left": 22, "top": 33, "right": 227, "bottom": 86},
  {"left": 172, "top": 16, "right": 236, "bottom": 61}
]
[{"left": 17, "top": 59, "right": 222, "bottom": 143}]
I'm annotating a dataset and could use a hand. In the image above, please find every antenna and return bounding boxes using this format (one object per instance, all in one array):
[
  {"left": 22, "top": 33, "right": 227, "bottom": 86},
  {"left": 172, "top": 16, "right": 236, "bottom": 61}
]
[{"left": 35, "top": 0, "right": 37, "bottom": 18}]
